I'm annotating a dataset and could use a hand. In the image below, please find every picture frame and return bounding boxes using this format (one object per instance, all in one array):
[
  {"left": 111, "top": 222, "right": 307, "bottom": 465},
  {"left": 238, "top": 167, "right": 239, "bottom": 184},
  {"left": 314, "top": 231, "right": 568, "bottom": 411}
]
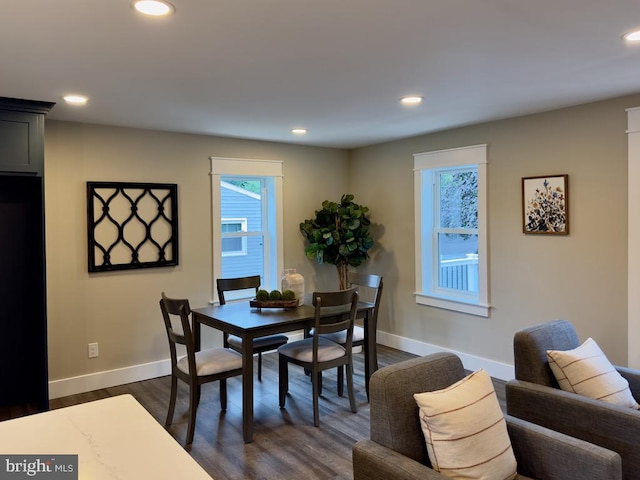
[
  {"left": 87, "top": 181, "right": 179, "bottom": 272},
  {"left": 522, "top": 174, "right": 569, "bottom": 235}
]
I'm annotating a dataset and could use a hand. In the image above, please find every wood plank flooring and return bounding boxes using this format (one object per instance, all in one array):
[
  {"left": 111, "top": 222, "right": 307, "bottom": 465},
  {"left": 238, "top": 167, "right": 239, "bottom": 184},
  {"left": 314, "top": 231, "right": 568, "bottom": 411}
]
[{"left": 10, "top": 346, "right": 507, "bottom": 480}]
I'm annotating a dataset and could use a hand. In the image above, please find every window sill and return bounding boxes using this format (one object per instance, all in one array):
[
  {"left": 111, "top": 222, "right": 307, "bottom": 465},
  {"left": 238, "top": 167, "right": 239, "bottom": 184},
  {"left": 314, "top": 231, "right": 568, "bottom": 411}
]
[{"left": 415, "top": 293, "right": 490, "bottom": 317}]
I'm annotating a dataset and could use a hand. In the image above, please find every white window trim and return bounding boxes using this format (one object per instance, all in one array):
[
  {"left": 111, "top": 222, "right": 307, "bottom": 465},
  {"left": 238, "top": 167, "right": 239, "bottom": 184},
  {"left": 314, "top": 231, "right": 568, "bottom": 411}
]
[
  {"left": 413, "top": 145, "right": 490, "bottom": 317},
  {"left": 210, "top": 157, "right": 284, "bottom": 302}
]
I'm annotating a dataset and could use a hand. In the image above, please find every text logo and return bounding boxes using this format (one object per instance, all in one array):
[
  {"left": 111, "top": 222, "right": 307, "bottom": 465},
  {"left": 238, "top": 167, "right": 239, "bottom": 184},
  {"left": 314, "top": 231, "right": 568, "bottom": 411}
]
[{"left": 0, "top": 456, "right": 77, "bottom": 479}]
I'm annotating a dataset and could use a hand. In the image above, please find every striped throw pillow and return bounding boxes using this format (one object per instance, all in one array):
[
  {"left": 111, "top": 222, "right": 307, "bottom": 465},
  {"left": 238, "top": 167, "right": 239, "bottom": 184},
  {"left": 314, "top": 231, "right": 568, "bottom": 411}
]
[
  {"left": 547, "top": 337, "right": 639, "bottom": 409},
  {"left": 414, "top": 369, "right": 517, "bottom": 480}
]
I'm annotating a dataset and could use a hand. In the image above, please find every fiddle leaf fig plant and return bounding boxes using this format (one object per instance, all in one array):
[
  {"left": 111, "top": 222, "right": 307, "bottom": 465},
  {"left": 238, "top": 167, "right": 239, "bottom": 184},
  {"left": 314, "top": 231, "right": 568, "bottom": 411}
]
[{"left": 299, "top": 194, "right": 374, "bottom": 289}]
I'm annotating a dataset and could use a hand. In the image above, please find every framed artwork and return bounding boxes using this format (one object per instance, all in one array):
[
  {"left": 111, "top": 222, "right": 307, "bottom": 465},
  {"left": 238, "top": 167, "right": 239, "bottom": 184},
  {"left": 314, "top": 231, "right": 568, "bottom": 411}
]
[
  {"left": 522, "top": 174, "right": 569, "bottom": 235},
  {"left": 87, "top": 181, "right": 179, "bottom": 272}
]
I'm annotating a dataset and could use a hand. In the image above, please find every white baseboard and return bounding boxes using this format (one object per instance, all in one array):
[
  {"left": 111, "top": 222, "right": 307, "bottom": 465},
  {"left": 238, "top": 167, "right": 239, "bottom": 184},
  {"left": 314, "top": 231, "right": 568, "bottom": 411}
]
[
  {"left": 48, "top": 330, "right": 514, "bottom": 399},
  {"left": 376, "top": 331, "right": 514, "bottom": 381},
  {"left": 49, "top": 359, "right": 172, "bottom": 399}
]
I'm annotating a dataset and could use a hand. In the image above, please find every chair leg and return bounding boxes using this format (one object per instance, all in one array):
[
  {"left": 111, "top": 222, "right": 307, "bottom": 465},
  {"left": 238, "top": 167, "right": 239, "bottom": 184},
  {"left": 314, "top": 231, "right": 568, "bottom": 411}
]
[
  {"left": 166, "top": 374, "right": 178, "bottom": 426},
  {"left": 258, "top": 352, "right": 262, "bottom": 381},
  {"left": 311, "top": 370, "right": 323, "bottom": 395},
  {"left": 279, "top": 355, "right": 288, "bottom": 408},
  {"left": 312, "top": 370, "right": 320, "bottom": 427},
  {"left": 346, "top": 362, "right": 357, "bottom": 414},
  {"left": 220, "top": 378, "right": 227, "bottom": 411},
  {"left": 337, "top": 366, "right": 344, "bottom": 397},
  {"left": 186, "top": 382, "right": 200, "bottom": 448}
]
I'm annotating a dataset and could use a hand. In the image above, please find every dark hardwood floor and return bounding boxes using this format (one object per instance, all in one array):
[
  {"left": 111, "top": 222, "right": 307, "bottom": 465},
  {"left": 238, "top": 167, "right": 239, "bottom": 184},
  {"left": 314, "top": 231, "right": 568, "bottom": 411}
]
[{"left": 4, "top": 346, "right": 506, "bottom": 480}]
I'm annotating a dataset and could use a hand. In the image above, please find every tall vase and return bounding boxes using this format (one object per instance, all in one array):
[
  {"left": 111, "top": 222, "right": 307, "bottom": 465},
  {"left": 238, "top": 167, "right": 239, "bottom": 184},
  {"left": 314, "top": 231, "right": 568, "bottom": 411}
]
[{"left": 281, "top": 269, "right": 305, "bottom": 305}]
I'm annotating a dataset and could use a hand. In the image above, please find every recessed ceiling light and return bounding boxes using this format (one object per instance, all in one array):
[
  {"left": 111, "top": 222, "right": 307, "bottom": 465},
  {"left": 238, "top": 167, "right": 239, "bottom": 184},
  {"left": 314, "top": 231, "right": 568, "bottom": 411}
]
[
  {"left": 131, "top": 0, "right": 175, "bottom": 16},
  {"left": 291, "top": 128, "right": 308, "bottom": 135},
  {"left": 63, "top": 94, "right": 88, "bottom": 106},
  {"left": 400, "top": 95, "right": 423, "bottom": 105},
  {"left": 623, "top": 29, "right": 640, "bottom": 42}
]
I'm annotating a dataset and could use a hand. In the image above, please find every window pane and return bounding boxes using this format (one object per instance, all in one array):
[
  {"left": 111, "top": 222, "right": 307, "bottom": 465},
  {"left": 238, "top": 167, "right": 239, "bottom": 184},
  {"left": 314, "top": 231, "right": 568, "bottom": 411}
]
[
  {"left": 221, "top": 178, "right": 262, "bottom": 233},
  {"left": 439, "top": 169, "right": 478, "bottom": 229},
  {"left": 220, "top": 176, "right": 263, "bottom": 279},
  {"left": 222, "top": 235, "right": 264, "bottom": 282},
  {"left": 437, "top": 233, "right": 478, "bottom": 293},
  {"left": 222, "top": 223, "right": 242, "bottom": 233},
  {"left": 225, "top": 179, "right": 261, "bottom": 194},
  {"left": 221, "top": 237, "right": 243, "bottom": 253}
]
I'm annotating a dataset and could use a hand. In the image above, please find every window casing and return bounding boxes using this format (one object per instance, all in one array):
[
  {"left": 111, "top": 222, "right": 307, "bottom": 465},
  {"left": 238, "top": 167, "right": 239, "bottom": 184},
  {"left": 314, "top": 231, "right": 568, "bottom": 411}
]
[
  {"left": 414, "top": 145, "right": 489, "bottom": 317},
  {"left": 210, "top": 157, "right": 284, "bottom": 303}
]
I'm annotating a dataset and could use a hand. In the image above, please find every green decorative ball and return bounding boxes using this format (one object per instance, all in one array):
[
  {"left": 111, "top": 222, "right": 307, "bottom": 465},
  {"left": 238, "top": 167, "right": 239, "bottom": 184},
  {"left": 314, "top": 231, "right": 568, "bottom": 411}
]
[
  {"left": 282, "top": 289, "right": 296, "bottom": 301},
  {"left": 269, "top": 289, "right": 283, "bottom": 301},
  {"left": 256, "top": 289, "right": 270, "bottom": 301}
]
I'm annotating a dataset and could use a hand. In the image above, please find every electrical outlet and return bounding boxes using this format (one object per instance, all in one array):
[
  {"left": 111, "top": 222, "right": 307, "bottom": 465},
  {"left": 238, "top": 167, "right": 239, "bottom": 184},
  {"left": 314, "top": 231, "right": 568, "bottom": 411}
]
[{"left": 88, "top": 342, "right": 99, "bottom": 358}]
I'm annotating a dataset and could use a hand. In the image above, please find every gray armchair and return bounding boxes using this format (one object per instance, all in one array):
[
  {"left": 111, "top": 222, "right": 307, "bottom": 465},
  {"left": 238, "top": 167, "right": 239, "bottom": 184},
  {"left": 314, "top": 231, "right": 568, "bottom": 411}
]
[
  {"left": 353, "top": 352, "right": 621, "bottom": 480},
  {"left": 506, "top": 319, "right": 640, "bottom": 480}
]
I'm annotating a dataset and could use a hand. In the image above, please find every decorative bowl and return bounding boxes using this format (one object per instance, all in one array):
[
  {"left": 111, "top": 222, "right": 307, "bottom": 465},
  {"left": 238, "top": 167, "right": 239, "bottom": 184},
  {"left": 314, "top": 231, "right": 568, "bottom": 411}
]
[{"left": 249, "top": 299, "right": 298, "bottom": 309}]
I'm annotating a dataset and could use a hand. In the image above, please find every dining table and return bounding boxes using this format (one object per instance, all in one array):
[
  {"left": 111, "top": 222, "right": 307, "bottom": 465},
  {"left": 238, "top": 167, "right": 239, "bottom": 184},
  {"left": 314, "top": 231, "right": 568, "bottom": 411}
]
[{"left": 191, "top": 295, "right": 377, "bottom": 443}]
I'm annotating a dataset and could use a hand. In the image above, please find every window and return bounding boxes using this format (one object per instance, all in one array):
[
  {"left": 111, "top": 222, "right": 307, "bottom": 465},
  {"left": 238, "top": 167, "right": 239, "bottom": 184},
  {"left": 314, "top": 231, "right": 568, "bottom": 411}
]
[
  {"left": 221, "top": 218, "right": 248, "bottom": 256},
  {"left": 414, "top": 145, "right": 489, "bottom": 317},
  {"left": 210, "top": 157, "right": 284, "bottom": 302}
]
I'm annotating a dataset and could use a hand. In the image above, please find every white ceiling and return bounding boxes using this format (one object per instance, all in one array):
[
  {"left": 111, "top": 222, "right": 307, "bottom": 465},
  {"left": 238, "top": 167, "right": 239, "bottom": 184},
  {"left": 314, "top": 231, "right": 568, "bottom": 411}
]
[{"left": 2, "top": 0, "right": 640, "bottom": 149}]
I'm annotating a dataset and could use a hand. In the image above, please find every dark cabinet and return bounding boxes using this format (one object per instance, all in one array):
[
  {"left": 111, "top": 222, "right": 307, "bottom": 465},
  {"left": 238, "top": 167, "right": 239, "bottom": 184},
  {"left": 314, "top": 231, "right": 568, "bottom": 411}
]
[
  {"left": 0, "top": 98, "right": 53, "bottom": 176},
  {"left": 0, "top": 97, "right": 54, "bottom": 413}
]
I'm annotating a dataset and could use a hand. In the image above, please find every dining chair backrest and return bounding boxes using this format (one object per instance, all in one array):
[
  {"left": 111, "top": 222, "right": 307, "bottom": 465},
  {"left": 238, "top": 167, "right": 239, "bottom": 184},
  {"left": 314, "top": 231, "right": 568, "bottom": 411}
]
[
  {"left": 160, "top": 293, "right": 196, "bottom": 375},
  {"left": 347, "top": 271, "right": 383, "bottom": 322},
  {"left": 216, "top": 275, "right": 289, "bottom": 381},
  {"left": 217, "top": 275, "right": 261, "bottom": 304},
  {"left": 312, "top": 288, "right": 359, "bottom": 338}
]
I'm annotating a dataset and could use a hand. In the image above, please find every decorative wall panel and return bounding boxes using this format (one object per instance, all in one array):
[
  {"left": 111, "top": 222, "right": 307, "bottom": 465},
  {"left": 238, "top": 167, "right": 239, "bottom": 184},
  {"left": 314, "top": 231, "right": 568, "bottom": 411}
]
[{"left": 87, "top": 182, "right": 178, "bottom": 272}]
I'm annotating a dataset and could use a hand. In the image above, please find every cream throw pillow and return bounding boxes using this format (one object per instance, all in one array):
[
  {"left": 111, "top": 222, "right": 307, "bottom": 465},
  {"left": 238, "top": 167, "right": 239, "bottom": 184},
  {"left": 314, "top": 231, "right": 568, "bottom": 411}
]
[
  {"left": 547, "top": 337, "right": 639, "bottom": 409},
  {"left": 413, "top": 369, "right": 517, "bottom": 480}
]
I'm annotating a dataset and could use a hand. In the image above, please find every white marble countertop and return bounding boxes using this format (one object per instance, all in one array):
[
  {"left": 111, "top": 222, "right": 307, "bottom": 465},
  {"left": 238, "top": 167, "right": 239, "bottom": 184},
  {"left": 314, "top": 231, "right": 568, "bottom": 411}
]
[{"left": 0, "top": 394, "right": 213, "bottom": 479}]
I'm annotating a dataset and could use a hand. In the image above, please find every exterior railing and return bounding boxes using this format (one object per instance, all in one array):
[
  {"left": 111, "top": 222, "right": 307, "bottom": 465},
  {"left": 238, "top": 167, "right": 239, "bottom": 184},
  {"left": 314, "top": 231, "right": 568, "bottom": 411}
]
[{"left": 439, "top": 254, "right": 478, "bottom": 292}]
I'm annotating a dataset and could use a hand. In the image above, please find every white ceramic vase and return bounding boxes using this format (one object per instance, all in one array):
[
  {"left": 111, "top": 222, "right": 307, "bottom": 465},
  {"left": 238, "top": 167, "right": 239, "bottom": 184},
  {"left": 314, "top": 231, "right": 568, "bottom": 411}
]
[{"left": 281, "top": 269, "right": 305, "bottom": 305}]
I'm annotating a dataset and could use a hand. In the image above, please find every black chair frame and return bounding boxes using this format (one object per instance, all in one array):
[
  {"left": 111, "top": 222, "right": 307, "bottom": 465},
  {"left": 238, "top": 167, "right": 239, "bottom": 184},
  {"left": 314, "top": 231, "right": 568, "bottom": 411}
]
[
  {"left": 279, "top": 288, "right": 359, "bottom": 427},
  {"left": 160, "top": 292, "right": 242, "bottom": 449},
  {"left": 217, "top": 275, "right": 289, "bottom": 381}
]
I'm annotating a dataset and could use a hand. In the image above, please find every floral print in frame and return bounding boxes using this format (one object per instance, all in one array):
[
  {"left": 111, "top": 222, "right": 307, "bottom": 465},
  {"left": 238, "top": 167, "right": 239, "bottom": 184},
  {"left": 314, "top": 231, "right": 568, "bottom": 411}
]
[{"left": 522, "top": 174, "right": 569, "bottom": 235}]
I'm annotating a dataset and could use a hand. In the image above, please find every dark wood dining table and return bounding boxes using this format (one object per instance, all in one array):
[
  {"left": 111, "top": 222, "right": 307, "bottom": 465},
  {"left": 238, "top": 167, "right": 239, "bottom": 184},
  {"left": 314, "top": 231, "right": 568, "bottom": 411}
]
[{"left": 191, "top": 297, "right": 377, "bottom": 443}]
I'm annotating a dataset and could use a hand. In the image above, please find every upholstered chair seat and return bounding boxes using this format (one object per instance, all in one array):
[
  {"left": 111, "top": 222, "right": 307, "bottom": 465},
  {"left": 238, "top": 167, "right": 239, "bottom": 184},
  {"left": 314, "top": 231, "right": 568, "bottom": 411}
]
[{"left": 177, "top": 348, "right": 243, "bottom": 376}]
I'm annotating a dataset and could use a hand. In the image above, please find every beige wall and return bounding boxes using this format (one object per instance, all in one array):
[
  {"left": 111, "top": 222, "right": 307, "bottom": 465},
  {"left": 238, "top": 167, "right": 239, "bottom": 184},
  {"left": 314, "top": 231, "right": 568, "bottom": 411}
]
[
  {"left": 44, "top": 92, "right": 640, "bottom": 388},
  {"left": 351, "top": 93, "right": 640, "bottom": 367},
  {"left": 44, "top": 121, "right": 349, "bottom": 381}
]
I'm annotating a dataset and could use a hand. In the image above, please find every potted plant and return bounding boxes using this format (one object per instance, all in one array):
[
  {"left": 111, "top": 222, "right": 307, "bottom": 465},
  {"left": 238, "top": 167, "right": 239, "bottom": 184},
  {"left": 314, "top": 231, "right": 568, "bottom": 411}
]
[{"left": 299, "top": 194, "right": 374, "bottom": 289}]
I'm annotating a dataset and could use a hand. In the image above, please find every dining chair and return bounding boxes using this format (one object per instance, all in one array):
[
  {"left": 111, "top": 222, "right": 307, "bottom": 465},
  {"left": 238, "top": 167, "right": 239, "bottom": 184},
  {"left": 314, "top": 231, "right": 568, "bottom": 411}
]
[
  {"left": 278, "top": 287, "right": 359, "bottom": 427},
  {"left": 216, "top": 275, "right": 289, "bottom": 381},
  {"left": 312, "top": 272, "right": 383, "bottom": 396},
  {"left": 160, "top": 292, "right": 243, "bottom": 449}
]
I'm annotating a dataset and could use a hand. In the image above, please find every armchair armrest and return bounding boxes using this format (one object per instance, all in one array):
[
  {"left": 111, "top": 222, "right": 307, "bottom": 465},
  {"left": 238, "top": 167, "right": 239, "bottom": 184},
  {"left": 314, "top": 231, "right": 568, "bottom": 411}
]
[
  {"left": 506, "top": 415, "right": 621, "bottom": 480},
  {"left": 616, "top": 366, "right": 640, "bottom": 400},
  {"left": 507, "top": 379, "right": 639, "bottom": 479},
  {"left": 352, "top": 440, "right": 445, "bottom": 480}
]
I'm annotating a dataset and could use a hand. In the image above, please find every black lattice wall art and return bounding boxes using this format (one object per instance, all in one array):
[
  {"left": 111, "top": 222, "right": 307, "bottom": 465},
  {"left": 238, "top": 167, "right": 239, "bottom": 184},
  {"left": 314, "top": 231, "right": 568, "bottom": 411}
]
[{"left": 87, "top": 182, "right": 179, "bottom": 272}]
